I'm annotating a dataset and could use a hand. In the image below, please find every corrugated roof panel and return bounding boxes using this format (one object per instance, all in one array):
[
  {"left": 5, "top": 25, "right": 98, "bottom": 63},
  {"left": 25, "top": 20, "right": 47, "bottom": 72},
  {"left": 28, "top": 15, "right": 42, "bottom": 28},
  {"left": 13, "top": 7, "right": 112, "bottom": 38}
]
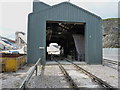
[{"left": 33, "top": 1, "right": 50, "bottom": 13}]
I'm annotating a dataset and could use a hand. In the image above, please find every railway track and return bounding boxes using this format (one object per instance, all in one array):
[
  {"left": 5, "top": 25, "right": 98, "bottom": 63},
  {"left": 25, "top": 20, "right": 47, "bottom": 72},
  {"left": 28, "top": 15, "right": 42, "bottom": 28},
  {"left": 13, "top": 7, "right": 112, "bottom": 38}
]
[
  {"left": 55, "top": 60, "right": 78, "bottom": 89},
  {"left": 55, "top": 58, "right": 116, "bottom": 89},
  {"left": 103, "top": 59, "right": 119, "bottom": 70}
]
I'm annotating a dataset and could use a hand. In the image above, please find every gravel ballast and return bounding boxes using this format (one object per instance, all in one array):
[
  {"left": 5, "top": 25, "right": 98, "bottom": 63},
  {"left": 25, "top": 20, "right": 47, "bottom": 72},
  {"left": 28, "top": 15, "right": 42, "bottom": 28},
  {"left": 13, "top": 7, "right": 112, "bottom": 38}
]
[
  {"left": 62, "top": 65, "right": 101, "bottom": 88},
  {"left": 1, "top": 62, "right": 118, "bottom": 89},
  {"left": 28, "top": 65, "right": 70, "bottom": 88},
  {"left": 1, "top": 65, "right": 34, "bottom": 88},
  {"left": 78, "top": 65, "right": 118, "bottom": 88}
]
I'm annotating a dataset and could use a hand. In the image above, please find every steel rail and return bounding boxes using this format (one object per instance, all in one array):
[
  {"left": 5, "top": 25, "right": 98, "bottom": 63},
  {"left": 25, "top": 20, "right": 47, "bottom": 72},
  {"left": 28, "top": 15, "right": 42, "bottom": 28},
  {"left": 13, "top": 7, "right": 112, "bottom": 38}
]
[
  {"left": 103, "top": 59, "right": 118, "bottom": 70},
  {"left": 103, "top": 59, "right": 118, "bottom": 65},
  {"left": 65, "top": 58, "right": 116, "bottom": 90},
  {"left": 55, "top": 60, "right": 79, "bottom": 90},
  {"left": 18, "top": 58, "right": 41, "bottom": 90}
]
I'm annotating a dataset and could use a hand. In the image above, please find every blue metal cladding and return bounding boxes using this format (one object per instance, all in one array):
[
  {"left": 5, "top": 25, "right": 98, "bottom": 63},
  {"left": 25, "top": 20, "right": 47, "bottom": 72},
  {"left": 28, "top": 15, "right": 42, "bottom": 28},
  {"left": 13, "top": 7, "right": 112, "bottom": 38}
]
[
  {"left": 27, "top": 1, "right": 102, "bottom": 64},
  {"left": 33, "top": 1, "right": 50, "bottom": 13}
]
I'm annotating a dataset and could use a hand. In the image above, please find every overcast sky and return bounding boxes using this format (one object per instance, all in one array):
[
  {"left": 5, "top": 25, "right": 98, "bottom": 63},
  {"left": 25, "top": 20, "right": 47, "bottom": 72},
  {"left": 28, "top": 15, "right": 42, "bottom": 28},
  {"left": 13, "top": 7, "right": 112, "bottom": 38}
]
[{"left": 0, "top": 0, "right": 119, "bottom": 40}]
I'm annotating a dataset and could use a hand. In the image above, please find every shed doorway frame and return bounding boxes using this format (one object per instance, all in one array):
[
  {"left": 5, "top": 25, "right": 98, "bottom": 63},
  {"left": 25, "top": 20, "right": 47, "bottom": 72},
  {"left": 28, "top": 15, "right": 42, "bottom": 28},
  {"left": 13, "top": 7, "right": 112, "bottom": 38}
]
[{"left": 45, "top": 20, "right": 86, "bottom": 62}]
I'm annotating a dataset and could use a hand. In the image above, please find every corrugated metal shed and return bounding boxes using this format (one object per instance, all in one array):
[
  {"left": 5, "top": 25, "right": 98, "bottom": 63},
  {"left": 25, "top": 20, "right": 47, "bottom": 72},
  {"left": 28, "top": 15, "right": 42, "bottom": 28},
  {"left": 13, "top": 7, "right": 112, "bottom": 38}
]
[{"left": 27, "top": 1, "right": 102, "bottom": 64}]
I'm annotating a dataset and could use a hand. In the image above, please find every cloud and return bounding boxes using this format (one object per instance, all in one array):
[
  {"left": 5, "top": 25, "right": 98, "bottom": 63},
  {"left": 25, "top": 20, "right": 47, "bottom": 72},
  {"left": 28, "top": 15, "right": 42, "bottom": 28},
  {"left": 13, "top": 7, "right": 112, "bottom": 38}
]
[
  {"left": 0, "top": 1, "right": 119, "bottom": 39},
  {"left": 0, "top": 0, "right": 119, "bottom": 2},
  {"left": 0, "top": 27, "right": 15, "bottom": 39},
  {"left": 0, "top": 2, "right": 31, "bottom": 39},
  {"left": 72, "top": 2, "right": 118, "bottom": 19}
]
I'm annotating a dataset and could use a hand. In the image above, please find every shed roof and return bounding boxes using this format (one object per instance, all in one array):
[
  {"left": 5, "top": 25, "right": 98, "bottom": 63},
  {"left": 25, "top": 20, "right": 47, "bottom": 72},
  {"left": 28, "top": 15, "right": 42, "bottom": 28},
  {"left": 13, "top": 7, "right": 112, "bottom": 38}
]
[{"left": 32, "top": 1, "right": 101, "bottom": 19}]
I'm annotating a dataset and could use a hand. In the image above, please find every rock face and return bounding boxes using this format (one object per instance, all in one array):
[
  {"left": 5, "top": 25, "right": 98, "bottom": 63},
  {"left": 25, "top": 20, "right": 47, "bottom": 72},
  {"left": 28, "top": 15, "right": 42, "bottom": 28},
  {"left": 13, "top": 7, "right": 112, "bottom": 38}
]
[{"left": 102, "top": 18, "right": 120, "bottom": 48}]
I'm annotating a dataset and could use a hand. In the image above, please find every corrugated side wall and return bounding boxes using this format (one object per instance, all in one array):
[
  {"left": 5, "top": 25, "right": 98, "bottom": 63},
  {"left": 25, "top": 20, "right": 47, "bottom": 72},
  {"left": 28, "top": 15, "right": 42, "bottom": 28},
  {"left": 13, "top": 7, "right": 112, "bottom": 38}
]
[
  {"left": 28, "top": 2, "right": 102, "bottom": 64},
  {"left": 33, "top": 1, "right": 50, "bottom": 13}
]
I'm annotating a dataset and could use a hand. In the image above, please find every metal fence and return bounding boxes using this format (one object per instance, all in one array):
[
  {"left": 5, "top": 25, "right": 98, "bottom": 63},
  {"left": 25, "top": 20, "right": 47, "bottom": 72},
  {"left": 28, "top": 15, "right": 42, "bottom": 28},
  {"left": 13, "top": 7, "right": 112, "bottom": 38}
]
[{"left": 18, "top": 58, "right": 42, "bottom": 90}]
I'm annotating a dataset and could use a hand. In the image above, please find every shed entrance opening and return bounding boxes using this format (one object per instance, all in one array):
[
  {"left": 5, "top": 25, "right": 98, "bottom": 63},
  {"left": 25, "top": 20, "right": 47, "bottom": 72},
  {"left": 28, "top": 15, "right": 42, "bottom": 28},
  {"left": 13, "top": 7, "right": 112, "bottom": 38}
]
[{"left": 46, "top": 21, "right": 85, "bottom": 62}]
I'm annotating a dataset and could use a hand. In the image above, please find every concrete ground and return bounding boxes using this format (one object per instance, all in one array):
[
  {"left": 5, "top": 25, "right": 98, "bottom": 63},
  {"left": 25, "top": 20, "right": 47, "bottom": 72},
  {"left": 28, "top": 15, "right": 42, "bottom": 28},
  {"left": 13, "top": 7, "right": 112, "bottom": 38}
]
[
  {"left": 1, "top": 64, "right": 34, "bottom": 89},
  {"left": 28, "top": 65, "right": 70, "bottom": 88},
  {"left": 0, "top": 61, "right": 118, "bottom": 89},
  {"left": 62, "top": 65, "right": 101, "bottom": 88},
  {"left": 78, "top": 65, "right": 118, "bottom": 88},
  {"left": 35, "top": 61, "right": 118, "bottom": 88},
  {"left": 46, "top": 60, "right": 86, "bottom": 65}
]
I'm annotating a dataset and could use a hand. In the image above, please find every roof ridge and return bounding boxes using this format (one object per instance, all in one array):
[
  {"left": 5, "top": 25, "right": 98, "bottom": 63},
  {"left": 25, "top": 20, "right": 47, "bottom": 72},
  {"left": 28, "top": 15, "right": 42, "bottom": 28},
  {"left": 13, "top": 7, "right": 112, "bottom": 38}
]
[
  {"left": 31, "top": 1, "right": 101, "bottom": 19},
  {"left": 64, "top": 2, "right": 101, "bottom": 19},
  {"left": 33, "top": 0, "right": 50, "bottom": 6}
]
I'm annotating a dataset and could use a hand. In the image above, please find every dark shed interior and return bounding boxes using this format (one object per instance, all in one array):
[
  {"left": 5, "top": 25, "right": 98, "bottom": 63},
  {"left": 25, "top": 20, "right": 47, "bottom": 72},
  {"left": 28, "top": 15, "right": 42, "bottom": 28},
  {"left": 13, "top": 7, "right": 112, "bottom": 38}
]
[{"left": 46, "top": 21, "right": 85, "bottom": 61}]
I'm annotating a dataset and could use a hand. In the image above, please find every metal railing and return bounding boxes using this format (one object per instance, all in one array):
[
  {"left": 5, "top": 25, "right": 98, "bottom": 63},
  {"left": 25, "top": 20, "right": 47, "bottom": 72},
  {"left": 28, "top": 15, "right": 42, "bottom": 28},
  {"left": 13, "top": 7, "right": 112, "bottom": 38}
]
[{"left": 18, "top": 58, "right": 42, "bottom": 90}]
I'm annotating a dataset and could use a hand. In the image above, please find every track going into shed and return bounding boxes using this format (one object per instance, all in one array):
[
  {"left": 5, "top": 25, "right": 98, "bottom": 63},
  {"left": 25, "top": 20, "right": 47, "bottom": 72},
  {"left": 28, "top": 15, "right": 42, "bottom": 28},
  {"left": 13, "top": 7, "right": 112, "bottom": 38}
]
[
  {"left": 55, "top": 58, "right": 116, "bottom": 89},
  {"left": 27, "top": 58, "right": 117, "bottom": 89}
]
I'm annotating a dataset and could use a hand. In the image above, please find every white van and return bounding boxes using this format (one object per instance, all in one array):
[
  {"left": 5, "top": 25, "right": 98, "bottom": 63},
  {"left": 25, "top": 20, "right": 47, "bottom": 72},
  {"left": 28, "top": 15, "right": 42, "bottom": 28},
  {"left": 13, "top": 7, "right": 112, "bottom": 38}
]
[{"left": 47, "top": 43, "right": 60, "bottom": 55}]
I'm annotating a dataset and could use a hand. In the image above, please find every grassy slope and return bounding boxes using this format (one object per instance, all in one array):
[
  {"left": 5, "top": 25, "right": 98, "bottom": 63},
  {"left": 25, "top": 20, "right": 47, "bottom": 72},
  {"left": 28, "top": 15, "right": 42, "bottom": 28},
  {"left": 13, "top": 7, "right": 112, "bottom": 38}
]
[{"left": 103, "top": 18, "right": 120, "bottom": 21}]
